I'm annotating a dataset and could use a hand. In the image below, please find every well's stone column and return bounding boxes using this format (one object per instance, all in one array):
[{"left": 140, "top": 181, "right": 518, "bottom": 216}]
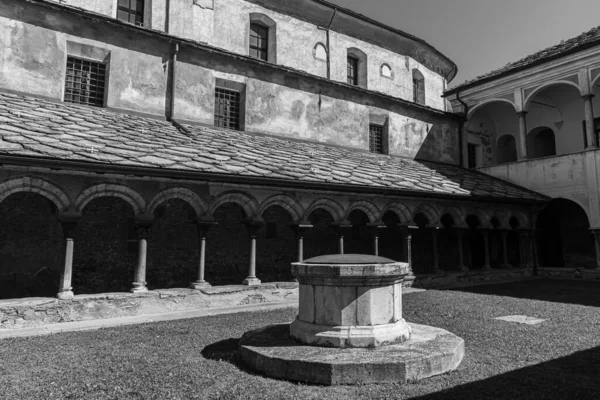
[
  {"left": 191, "top": 219, "right": 217, "bottom": 289},
  {"left": 57, "top": 211, "right": 82, "bottom": 300},
  {"left": 290, "top": 254, "right": 411, "bottom": 348},
  {"left": 131, "top": 214, "right": 154, "bottom": 293}
]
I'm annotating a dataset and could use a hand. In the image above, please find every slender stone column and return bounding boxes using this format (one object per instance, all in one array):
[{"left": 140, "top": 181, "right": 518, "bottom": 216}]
[
  {"left": 431, "top": 227, "right": 441, "bottom": 273},
  {"left": 517, "top": 230, "right": 532, "bottom": 269},
  {"left": 456, "top": 229, "right": 468, "bottom": 272},
  {"left": 368, "top": 222, "right": 387, "bottom": 256},
  {"left": 400, "top": 225, "right": 417, "bottom": 279},
  {"left": 291, "top": 222, "right": 313, "bottom": 262},
  {"left": 482, "top": 230, "right": 492, "bottom": 271},
  {"left": 583, "top": 94, "right": 598, "bottom": 149},
  {"left": 334, "top": 222, "right": 352, "bottom": 255},
  {"left": 500, "top": 230, "right": 512, "bottom": 268},
  {"left": 57, "top": 211, "right": 82, "bottom": 300},
  {"left": 131, "top": 214, "right": 154, "bottom": 293},
  {"left": 516, "top": 111, "right": 528, "bottom": 160},
  {"left": 590, "top": 229, "right": 600, "bottom": 270},
  {"left": 243, "top": 220, "right": 263, "bottom": 286},
  {"left": 191, "top": 220, "right": 218, "bottom": 289}
]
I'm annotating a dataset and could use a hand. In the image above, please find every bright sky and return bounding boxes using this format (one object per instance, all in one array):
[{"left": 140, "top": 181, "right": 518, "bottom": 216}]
[{"left": 328, "top": 0, "right": 600, "bottom": 86}]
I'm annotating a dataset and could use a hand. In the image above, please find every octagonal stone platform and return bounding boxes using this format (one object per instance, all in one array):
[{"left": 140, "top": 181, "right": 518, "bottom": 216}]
[{"left": 238, "top": 322, "right": 465, "bottom": 385}]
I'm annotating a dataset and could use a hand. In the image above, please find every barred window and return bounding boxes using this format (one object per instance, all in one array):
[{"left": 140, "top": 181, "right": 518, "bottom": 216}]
[
  {"left": 369, "top": 124, "right": 384, "bottom": 154},
  {"left": 117, "top": 0, "right": 145, "bottom": 26},
  {"left": 249, "top": 23, "right": 269, "bottom": 61},
  {"left": 214, "top": 87, "right": 241, "bottom": 130},
  {"left": 64, "top": 56, "right": 107, "bottom": 107},
  {"left": 347, "top": 56, "right": 358, "bottom": 85}
]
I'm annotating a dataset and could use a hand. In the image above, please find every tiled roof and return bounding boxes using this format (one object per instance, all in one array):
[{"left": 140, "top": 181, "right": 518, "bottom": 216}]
[
  {"left": 0, "top": 92, "right": 545, "bottom": 201},
  {"left": 448, "top": 25, "right": 600, "bottom": 93}
]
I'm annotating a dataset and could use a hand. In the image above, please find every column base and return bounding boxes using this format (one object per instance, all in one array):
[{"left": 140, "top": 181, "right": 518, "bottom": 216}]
[
  {"left": 242, "top": 277, "right": 262, "bottom": 286},
  {"left": 482, "top": 265, "right": 493, "bottom": 272},
  {"left": 57, "top": 289, "right": 74, "bottom": 300},
  {"left": 460, "top": 266, "right": 469, "bottom": 273},
  {"left": 190, "top": 281, "right": 211, "bottom": 289},
  {"left": 130, "top": 283, "right": 148, "bottom": 293}
]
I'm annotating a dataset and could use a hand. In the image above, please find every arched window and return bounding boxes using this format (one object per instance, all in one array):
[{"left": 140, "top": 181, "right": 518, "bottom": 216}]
[
  {"left": 347, "top": 47, "right": 368, "bottom": 89},
  {"left": 527, "top": 127, "right": 556, "bottom": 159},
  {"left": 314, "top": 42, "right": 327, "bottom": 61},
  {"left": 249, "top": 13, "right": 277, "bottom": 63},
  {"left": 380, "top": 63, "right": 393, "bottom": 79},
  {"left": 496, "top": 134, "right": 518, "bottom": 164},
  {"left": 412, "top": 69, "right": 425, "bottom": 105}
]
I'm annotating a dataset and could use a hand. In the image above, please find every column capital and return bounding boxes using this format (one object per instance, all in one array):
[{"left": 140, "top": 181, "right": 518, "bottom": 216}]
[
  {"left": 244, "top": 218, "right": 264, "bottom": 236},
  {"left": 197, "top": 218, "right": 218, "bottom": 236},
  {"left": 516, "top": 110, "right": 528, "bottom": 117},
  {"left": 291, "top": 220, "right": 313, "bottom": 237},
  {"left": 135, "top": 214, "right": 154, "bottom": 239},
  {"left": 582, "top": 93, "right": 595, "bottom": 101},
  {"left": 60, "top": 211, "right": 82, "bottom": 238}
]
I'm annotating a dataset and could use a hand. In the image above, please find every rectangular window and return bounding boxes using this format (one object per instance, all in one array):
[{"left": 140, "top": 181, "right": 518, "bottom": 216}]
[
  {"left": 64, "top": 56, "right": 107, "bottom": 107},
  {"left": 117, "top": 0, "right": 145, "bottom": 26},
  {"left": 214, "top": 87, "right": 241, "bottom": 131},
  {"left": 347, "top": 56, "right": 358, "bottom": 85},
  {"left": 467, "top": 143, "right": 479, "bottom": 169},
  {"left": 369, "top": 124, "right": 384, "bottom": 154},
  {"left": 249, "top": 23, "right": 269, "bottom": 61}
]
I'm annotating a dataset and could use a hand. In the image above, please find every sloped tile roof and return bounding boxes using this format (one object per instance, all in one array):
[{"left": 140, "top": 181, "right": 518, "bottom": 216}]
[
  {"left": 0, "top": 92, "right": 546, "bottom": 201},
  {"left": 448, "top": 25, "right": 600, "bottom": 93}
]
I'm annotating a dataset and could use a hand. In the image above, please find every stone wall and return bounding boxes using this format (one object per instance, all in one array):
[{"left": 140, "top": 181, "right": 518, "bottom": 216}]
[
  {"left": 0, "top": 2, "right": 459, "bottom": 164},
  {"left": 55, "top": 0, "right": 448, "bottom": 108}
]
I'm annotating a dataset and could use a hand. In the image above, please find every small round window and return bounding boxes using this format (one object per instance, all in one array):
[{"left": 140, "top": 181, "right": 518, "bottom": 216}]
[
  {"left": 381, "top": 64, "right": 393, "bottom": 79},
  {"left": 314, "top": 43, "right": 327, "bottom": 61}
]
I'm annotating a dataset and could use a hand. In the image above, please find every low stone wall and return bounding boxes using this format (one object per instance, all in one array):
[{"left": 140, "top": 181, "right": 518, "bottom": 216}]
[
  {"left": 537, "top": 267, "right": 600, "bottom": 281},
  {"left": 413, "top": 268, "right": 534, "bottom": 289},
  {"left": 0, "top": 283, "right": 298, "bottom": 330}
]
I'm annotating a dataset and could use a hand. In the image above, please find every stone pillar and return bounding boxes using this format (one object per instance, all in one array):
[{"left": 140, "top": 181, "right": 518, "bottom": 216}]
[
  {"left": 517, "top": 230, "right": 532, "bottom": 269},
  {"left": 131, "top": 214, "right": 154, "bottom": 293},
  {"left": 482, "top": 230, "right": 492, "bottom": 271},
  {"left": 191, "top": 220, "right": 218, "bottom": 289},
  {"left": 57, "top": 211, "right": 81, "bottom": 300},
  {"left": 583, "top": 94, "right": 598, "bottom": 149},
  {"left": 456, "top": 229, "right": 468, "bottom": 272},
  {"left": 243, "top": 220, "right": 263, "bottom": 286},
  {"left": 291, "top": 222, "right": 313, "bottom": 262},
  {"left": 334, "top": 222, "right": 352, "bottom": 255},
  {"left": 400, "top": 225, "right": 417, "bottom": 278},
  {"left": 516, "top": 111, "right": 528, "bottom": 160},
  {"left": 431, "top": 227, "right": 441, "bottom": 274},
  {"left": 368, "top": 222, "right": 387, "bottom": 256},
  {"left": 500, "top": 230, "right": 512, "bottom": 268},
  {"left": 590, "top": 229, "right": 600, "bottom": 270}
]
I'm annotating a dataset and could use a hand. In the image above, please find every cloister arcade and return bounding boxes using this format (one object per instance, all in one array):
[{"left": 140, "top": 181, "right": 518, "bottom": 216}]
[
  {"left": 0, "top": 175, "right": 536, "bottom": 300},
  {"left": 465, "top": 77, "right": 600, "bottom": 167}
]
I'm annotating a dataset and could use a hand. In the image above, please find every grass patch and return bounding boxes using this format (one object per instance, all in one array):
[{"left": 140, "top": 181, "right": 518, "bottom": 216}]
[{"left": 2, "top": 281, "right": 600, "bottom": 399}]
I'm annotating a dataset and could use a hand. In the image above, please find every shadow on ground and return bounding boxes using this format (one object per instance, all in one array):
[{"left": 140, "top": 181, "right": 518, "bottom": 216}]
[
  {"left": 412, "top": 346, "right": 600, "bottom": 400},
  {"left": 202, "top": 338, "right": 240, "bottom": 363},
  {"left": 444, "top": 279, "right": 600, "bottom": 307}
]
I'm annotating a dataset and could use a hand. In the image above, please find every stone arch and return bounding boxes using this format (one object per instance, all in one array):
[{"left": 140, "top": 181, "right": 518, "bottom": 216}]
[
  {"left": 511, "top": 212, "right": 530, "bottom": 229},
  {"left": 496, "top": 134, "right": 518, "bottom": 164},
  {"left": 75, "top": 184, "right": 145, "bottom": 215},
  {"left": 147, "top": 188, "right": 208, "bottom": 218},
  {"left": 313, "top": 42, "right": 327, "bottom": 61},
  {"left": 527, "top": 126, "right": 556, "bottom": 159},
  {"left": 412, "top": 204, "right": 441, "bottom": 227},
  {"left": 524, "top": 80, "right": 582, "bottom": 111},
  {"left": 209, "top": 191, "right": 260, "bottom": 219},
  {"left": 471, "top": 208, "right": 493, "bottom": 228},
  {"left": 381, "top": 202, "right": 412, "bottom": 224},
  {"left": 259, "top": 195, "right": 304, "bottom": 221},
  {"left": 467, "top": 98, "right": 517, "bottom": 119},
  {"left": 440, "top": 207, "right": 467, "bottom": 228},
  {"left": 345, "top": 200, "right": 381, "bottom": 223},
  {"left": 304, "top": 198, "right": 345, "bottom": 221},
  {"left": 0, "top": 177, "right": 70, "bottom": 212}
]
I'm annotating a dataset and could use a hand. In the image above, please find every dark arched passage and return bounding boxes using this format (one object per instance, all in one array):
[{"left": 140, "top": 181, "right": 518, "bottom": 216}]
[
  {"left": 347, "top": 210, "right": 371, "bottom": 254},
  {"left": 305, "top": 209, "right": 337, "bottom": 259},
  {"left": 496, "top": 134, "right": 518, "bottom": 163},
  {"left": 258, "top": 205, "right": 296, "bottom": 282},
  {"left": 0, "top": 192, "right": 63, "bottom": 299},
  {"left": 528, "top": 127, "right": 556, "bottom": 159},
  {"left": 536, "top": 199, "right": 594, "bottom": 268}
]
